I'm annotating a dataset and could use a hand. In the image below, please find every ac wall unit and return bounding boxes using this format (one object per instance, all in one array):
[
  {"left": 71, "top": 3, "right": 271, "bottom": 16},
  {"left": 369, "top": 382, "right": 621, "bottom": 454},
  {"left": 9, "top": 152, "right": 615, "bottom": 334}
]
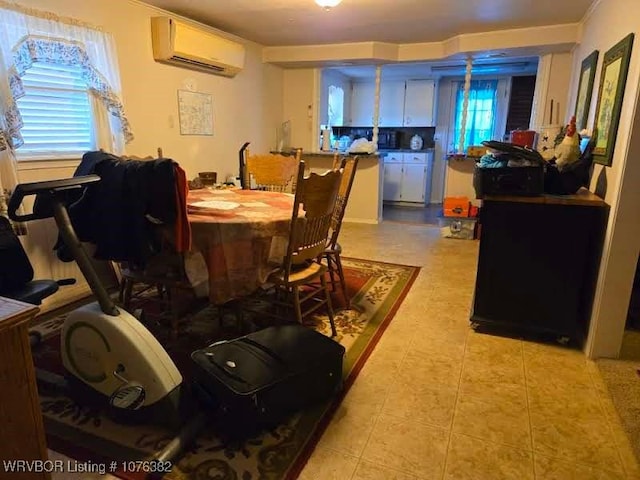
[{"left": 151, "top": 16, "right": 245, "bottom": 77}]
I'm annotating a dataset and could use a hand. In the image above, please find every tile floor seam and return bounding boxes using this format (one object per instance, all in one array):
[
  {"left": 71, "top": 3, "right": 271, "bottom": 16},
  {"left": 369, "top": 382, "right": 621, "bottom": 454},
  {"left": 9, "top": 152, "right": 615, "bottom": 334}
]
[
  {"left": 448, "top": 429, "right": 535, "bottom": 453},
  {"left": 355, "top": 331, "right": 415, "bottom": 468},
  {"left": 309, "top": 445, "right": 360, "bottom": 480},
  {"left": 374, "top": 329, "right": 414, "bottom": 420},
  {"left": 533, "top": 451, "right": 634, "bottom": 480},
  {"left": 521, "top": 340, "right": 539, "bottom": 480},
  {"left": 586, "top": 364, "right": 634, "bottom": 477},
  {"left": 358, "top": 413, "right": 451, "bottom": 480},
  {"left": 440, "top": 325, "right": 471, "bottom": 480},
  {"left": 349, "top": 457, "right": 428, "bottom": 480}
]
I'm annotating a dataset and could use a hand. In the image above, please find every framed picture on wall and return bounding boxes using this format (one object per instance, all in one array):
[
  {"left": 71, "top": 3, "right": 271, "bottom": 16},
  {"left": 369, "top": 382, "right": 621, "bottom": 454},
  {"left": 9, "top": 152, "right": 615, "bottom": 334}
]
[
  {"left": 592, "top": 33, "right": 635, "bottom": 166},
  {"left": 574, "top": 50, "right": 599, "bottom": 132}
]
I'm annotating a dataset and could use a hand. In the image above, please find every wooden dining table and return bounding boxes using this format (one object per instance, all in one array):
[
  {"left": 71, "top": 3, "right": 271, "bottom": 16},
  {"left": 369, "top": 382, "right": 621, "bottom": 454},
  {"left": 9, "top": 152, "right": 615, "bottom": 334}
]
[{"left": 186, "top": 188, "right": 295, "bottom": 305}]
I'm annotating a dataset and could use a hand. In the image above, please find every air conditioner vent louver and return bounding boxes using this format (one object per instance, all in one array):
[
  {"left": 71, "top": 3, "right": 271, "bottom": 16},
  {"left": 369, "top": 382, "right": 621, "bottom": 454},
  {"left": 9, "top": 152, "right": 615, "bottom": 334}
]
[
  {"left": 171, "top": 55, "right": 225, "bottom": 72},
  {"left": 151, "top": 16, "right": 245, "bottom": 78}
]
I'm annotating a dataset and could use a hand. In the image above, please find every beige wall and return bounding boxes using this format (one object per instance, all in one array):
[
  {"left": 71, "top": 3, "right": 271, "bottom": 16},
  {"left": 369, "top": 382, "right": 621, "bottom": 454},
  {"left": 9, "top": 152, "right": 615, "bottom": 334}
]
[
  {"left": 571, "top": 0, "right": 640, "bottom": 358},
  {"left": 17, "top": 0, "right": 283, "bottom": 181},
  {"left": 305, "top": 154, "right": 383, "bottom": 223},
  {"left": 282, "top": 68, "right": 317, "bottom": 151},
  {"left": 548, "top": 53, "right": 574, "bottom": 125}
]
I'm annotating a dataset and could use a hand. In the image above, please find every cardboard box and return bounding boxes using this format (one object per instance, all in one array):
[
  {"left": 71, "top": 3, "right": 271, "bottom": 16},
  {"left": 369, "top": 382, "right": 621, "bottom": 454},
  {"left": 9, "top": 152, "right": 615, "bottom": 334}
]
[{"left": 443, "top": 196, "right": 470, "bottom": 217}]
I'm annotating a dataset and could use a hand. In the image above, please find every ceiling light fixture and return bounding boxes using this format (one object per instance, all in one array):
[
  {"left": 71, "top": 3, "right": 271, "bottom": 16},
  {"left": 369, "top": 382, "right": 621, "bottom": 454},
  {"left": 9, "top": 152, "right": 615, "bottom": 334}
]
[{"left": 315, "top": 0, "right": 342, "bottom": 10}]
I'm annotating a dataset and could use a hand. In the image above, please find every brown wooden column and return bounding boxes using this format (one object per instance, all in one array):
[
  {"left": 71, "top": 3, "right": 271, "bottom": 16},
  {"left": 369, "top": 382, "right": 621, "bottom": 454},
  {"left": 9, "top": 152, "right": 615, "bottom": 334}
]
[{"left": 0, "top": 297, "right": 50, "bottom": 480}]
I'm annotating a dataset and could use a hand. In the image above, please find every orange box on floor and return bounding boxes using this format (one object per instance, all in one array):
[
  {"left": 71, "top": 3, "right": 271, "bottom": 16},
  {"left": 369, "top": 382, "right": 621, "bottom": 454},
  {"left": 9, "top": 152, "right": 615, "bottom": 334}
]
[{"left": 443, "top": 196, "right": 470, "bottom": 217}]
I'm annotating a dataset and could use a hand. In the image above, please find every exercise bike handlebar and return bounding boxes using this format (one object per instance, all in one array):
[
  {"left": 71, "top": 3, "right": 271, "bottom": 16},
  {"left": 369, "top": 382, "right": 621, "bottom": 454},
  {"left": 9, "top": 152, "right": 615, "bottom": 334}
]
[
  {"left": 8, "top": 174, "right": 119, "bottom": 316},
  {"left": 8, "top": 175, "right": 101, "bottom": 222}
]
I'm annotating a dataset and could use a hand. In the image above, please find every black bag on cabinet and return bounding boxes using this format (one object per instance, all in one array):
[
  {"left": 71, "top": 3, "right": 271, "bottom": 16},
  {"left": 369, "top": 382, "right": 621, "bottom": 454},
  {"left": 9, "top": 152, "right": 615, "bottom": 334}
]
[
  {"left": 473, "top": 141, "right": 545, "bottom": 198},
  {"left": 191, "top": 324, "right": 345, "bottom": 437}
]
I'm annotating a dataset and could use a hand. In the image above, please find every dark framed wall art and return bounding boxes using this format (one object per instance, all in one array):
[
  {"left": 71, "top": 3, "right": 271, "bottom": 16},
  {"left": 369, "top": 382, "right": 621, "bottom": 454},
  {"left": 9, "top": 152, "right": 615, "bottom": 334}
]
[
  {"left": 592, "top": 33, "right": 635, "bottom": 166},
  {"left": 574, "top": 50, "right": 599, "bottom": 132}
]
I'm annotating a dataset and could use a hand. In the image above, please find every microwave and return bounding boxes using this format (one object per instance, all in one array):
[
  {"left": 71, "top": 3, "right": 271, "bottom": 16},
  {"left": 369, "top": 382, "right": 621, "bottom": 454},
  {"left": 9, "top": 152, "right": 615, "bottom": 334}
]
[{"left": 378, "top": 131, "right": 398, "bottom": 149}]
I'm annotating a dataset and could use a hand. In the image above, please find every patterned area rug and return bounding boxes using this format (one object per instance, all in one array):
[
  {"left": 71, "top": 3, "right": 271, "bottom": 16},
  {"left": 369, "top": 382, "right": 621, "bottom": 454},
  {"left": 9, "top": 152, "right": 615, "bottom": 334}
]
[{"left": 31, "top": 258, "right": 419, "bottom": 480}]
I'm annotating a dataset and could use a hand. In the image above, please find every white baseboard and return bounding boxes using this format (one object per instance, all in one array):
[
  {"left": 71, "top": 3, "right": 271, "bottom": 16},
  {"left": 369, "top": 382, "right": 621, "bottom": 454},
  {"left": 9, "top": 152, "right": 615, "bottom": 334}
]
[{"left": 342, "top": 217, "right": 380, "bottom": 225}]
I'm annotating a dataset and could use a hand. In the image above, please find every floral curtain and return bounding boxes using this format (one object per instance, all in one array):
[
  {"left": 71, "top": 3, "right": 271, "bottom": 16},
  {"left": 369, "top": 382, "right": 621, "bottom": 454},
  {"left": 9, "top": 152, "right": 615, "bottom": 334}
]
[{"left": 0, "top": 1, "right": 133, "bottom": 228}]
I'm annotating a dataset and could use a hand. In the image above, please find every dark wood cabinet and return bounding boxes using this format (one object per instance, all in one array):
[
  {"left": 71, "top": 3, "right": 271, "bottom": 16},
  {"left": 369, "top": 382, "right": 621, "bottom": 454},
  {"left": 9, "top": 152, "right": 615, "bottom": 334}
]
[
  {"left": 471, "top": 189, "right": 609, "bottom": 344},
  {"left": 0, "top": 297, "right": 50, "bottom": 480}
]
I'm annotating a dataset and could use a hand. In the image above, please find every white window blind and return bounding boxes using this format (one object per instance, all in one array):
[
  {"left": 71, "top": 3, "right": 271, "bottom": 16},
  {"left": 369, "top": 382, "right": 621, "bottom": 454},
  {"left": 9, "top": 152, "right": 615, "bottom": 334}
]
[{"left": 15, "top": 62, "right": 94, "bottom": 160}]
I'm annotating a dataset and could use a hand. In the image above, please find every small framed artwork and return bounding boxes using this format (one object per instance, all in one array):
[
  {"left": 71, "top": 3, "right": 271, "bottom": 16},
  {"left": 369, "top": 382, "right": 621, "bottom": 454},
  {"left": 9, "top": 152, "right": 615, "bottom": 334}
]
[
  {"left": 592, "top": 33, "right": 634, "bottom": 166},
  {"left": 177, "top": 90, "right": 213, "bottom": 136},
  {"left": 574, "top": 50, "right": 599, "bottom": 132}
]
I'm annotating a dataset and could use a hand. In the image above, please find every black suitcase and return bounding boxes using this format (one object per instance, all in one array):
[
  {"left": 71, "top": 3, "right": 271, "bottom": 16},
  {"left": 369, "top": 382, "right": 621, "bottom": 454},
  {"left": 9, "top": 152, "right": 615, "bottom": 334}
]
[{"left": 191, "top": 324, "right": 345, "bottom": 436}]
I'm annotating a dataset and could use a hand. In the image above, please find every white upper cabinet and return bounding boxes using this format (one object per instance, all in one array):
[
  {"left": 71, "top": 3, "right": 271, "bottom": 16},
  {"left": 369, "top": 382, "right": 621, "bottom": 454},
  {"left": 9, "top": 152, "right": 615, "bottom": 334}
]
[
  {"left": 347, "top": 78, "right": 436, "bottom": 127},
  {"left": 403, "top": 79, "right": 435, "bottom": 127},
  {"left": 379, "top": 80, "right": 406, "bottom": 127},
  {"left": 349, "top": 82, "right": 376, "bottom": 126}
]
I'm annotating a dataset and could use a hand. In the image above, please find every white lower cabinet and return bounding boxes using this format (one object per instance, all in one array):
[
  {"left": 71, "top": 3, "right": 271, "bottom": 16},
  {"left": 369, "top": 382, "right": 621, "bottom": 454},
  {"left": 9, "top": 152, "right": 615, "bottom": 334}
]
[
  {"left": 383, "top": 152, "right": 433, "bottom": 204},
  {"left": 383, "top": 162, "right": 403, "bottom": 202},
  {"left": 402, "top": 163, "right": 428, "bottom": 202}
]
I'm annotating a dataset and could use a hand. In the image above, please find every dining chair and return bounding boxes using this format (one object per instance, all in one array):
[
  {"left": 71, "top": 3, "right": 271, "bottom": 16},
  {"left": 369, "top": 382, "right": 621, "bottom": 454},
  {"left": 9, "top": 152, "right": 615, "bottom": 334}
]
[
  {"left": 119, "top": 229, "right": 196, "bottom": 338},
  {"left": 113, "top": 150, "right": 196, "bottom": 337},
  {"left": 243, "top": 148, "right": 302, "bottom": 193},
  {"left": 264, "top": 159, "right": 343, "bottom": 336},
  {"left": 324, "top": 155, "right": 359, "bottom": 306}
]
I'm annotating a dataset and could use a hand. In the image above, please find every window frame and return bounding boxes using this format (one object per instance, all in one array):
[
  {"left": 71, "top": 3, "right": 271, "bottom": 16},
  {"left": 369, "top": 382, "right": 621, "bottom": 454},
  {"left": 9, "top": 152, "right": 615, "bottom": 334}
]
[{"left": 14, "top": 61, "right": 96, "bottom": 162}]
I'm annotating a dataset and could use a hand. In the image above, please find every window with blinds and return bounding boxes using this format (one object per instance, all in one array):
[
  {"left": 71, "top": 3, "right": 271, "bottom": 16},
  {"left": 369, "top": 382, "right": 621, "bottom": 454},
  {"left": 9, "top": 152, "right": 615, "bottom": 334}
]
[{"left": 15, "top": 61, "right": 95, "bottom": 160}]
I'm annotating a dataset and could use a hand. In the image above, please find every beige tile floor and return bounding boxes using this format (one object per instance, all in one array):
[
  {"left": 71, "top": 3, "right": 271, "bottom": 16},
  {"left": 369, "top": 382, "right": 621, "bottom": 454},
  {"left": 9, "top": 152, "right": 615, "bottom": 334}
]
[
  {"left": 299, "top": 222, "right": 640, "bottom": 480},
  {"left": 50, "top": 222, "right": 639, "bottom": 479}
]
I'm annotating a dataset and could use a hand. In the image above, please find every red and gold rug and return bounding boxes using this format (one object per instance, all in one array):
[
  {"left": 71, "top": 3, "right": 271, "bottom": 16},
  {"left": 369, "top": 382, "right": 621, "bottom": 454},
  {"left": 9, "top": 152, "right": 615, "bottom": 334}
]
[{"left": 31, "top": 258, "right": 419, "bottom": 479}]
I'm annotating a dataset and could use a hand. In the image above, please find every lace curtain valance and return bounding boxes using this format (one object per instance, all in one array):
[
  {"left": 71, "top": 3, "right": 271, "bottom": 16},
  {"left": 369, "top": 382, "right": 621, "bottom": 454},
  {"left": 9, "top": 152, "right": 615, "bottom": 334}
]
[
  {"left": 5, "top": 36, "right": 134, "bottom": 148},
  {"left": 0, "top": 4, "right": 133, "bottom": 152}
]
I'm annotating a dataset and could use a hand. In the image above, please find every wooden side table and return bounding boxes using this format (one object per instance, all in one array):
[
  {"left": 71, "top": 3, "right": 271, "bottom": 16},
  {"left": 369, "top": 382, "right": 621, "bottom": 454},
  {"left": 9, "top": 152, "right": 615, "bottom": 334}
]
[{"left": 0, "top": 296, "right": 50, "bottom": 480}]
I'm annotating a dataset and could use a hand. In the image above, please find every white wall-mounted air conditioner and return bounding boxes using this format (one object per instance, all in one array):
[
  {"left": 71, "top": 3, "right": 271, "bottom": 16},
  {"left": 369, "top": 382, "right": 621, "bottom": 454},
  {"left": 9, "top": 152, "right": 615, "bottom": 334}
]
[{"left": 151, "top": 16, "right": 245, "bottom": 77}]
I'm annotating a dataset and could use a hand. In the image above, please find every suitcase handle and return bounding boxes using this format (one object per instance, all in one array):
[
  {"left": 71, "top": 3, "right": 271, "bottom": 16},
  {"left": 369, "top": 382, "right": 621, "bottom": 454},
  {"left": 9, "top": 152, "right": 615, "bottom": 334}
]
[
  {"left": 239, "top": 337, "right": 287, "bottom": 365},
  {"left": 203, "top": 351, "right": 251, "bottom": 385}
]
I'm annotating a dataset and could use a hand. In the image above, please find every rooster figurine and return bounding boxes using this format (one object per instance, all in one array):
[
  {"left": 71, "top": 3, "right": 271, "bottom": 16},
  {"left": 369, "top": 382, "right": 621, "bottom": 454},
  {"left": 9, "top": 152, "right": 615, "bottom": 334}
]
[{"left": 554, "top": 115, "right": 581, "bottom": 171}]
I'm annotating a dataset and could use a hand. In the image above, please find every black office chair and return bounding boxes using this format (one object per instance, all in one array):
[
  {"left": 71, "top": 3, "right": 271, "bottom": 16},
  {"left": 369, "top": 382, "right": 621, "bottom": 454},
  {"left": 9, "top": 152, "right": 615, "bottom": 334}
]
[{"left": 0, "top": 216, "right": 64, "bottom": 305}]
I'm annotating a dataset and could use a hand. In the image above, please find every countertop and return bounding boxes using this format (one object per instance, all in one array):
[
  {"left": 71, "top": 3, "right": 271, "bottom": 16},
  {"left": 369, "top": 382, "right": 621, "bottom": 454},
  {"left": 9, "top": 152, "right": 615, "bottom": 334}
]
[
  {"left": 271, "top": 150, "right": 384, "bottom": 157},
  {"left": 378, "top": 148, "right": 435, "bottom": 153}
]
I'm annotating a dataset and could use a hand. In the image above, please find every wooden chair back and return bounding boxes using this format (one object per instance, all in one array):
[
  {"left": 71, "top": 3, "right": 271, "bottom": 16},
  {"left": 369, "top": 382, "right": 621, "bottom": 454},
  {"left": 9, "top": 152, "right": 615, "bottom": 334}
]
[
  {"left": 328, "top": 155, "right": 359, "bottom": 249},
  {"left": 282, "top": 160, "right": 342, "bottom": 280},
  {"left": 244, "top": 149, "right": 302, "bottom": 193}
]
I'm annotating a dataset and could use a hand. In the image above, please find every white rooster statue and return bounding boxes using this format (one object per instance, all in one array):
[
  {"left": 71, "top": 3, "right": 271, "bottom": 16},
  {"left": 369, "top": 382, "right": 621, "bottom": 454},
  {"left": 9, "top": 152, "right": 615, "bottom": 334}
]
[{"left": 554, "top": 115, "right": 581, "bottom": 171}]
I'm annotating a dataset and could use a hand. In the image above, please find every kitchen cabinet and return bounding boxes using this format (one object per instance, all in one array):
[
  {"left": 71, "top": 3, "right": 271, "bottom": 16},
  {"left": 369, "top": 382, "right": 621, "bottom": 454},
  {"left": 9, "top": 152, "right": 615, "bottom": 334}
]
[
  {"left": 382, "top": 152, "right": 403, "bottom": 202},
  {"left": 349, "top": 82, "right": 376, "bottom": 126},
  {"left": 404, "top": 80, "right": 435, "bottom": 126},
  {"left": 383, "top": 152, "right": 433, "bottom": 204},
  {"left": 348, "top": 79, "right": 436, "bottom": 127},
  {"left": 379, "top": 80, "right": 405, "bottom": 127},
  {"left": 402, "top": 163, "right": 427, "bottom": 202}
]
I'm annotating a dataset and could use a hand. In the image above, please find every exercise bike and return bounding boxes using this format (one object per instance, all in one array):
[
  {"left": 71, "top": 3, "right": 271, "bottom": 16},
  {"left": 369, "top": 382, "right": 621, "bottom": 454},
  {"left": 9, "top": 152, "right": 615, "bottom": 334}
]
[{"left": 8, "top": 175, "right": 205, "bottom": 462}]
